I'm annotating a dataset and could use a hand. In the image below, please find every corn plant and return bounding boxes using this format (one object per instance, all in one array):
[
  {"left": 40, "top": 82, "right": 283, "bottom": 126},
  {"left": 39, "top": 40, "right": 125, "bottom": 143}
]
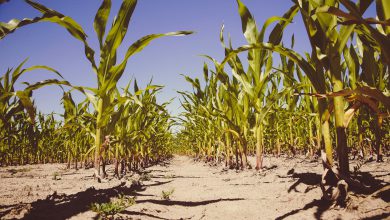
[
  {"left": 179, "top": 0, "right": 389, "bottom": 176},
  {"left": 289, "top": 0, "right": 389, "bottom": 173},
  {"left": 3, "top": 0, "right": 192, "bottom": 178},
  {"left": 0, "top": 60, "right": 73, "bottom": 165},
  {"left": 217, "top": 0, "right": 298, "bottom": 169},
  {"left": 161, "top": 189, "right": 175, "bottom": 200},
  {"left": 90, "top": 195, "right": 135, "bottom": 219}
]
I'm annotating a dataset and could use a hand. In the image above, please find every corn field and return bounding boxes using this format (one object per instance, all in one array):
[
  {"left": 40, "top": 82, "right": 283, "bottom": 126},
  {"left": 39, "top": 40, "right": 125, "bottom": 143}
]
[
  {"left": 0, "top": 0, "right": 389, "bottom": 218},
  {"left": 178, "top": 0, "right": 389, "bottom": 174}
]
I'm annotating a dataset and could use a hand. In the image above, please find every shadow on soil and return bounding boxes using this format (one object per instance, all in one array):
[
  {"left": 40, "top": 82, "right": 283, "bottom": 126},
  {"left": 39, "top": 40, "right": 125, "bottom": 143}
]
[
  {"left": 1, "top": 179, "right": 245, "bottom": 220},
  {"left": 151, "top": 174, "right": 203, "bottom": 179},
  {"left": 143, "top": 180, "right": 174, "bottom": 187},
  {"left": 287, "top": 172, "right": 321, "bottom": 193},
  {"left": 136, "top": 198, "right": 244, "bottom": 207},
  {"left": 276, "top": 169, "right": 389, "bottom": 220},
  {"left": 17, "top": 182, "right": 145, "bottom": 220},
  {"left": 275, "top": 199, "right": 332, "bottom": 220},
  {"left": 121, "top": 210, "right": 169, "bottom": 220}
]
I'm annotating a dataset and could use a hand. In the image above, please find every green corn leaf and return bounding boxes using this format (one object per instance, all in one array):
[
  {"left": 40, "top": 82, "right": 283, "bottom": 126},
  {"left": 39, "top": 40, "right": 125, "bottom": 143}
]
[
  {"left": 3, "top": 68, "right": 11, "bottom": 94},
  {"left": 22, "top": 0, "right": 98, "bottom": 72},
  {"left": 109, "top": 31, "right": 193, "bottom": 85},
  {"left": 343, "top": 45, "right": 359, "bottom": 89},
  {"left": 377, "top": 0, "right": 390, "bottom": 34},
  {"left": 231, "top": 69, "right": 254, "bottom": 98},
  {"left": 9, "top": 59, "right": 29, "bottom": 89},
  {"left": 103, "top": 0, "right": 136, "bottom": 59},
  {"left": 24, "top": 79, "right": 71, "bottom": 93},
  {"left": 236, "top": 0, "right": 258, "bottom": 43},
  {"left": 14, "top": 90, "right": 35, "bottom": 122},
  {"left": 269, "top": 5, "right": 299, "bottom": 44},
  {"left": 94, "top": 0, "right": 111, "bottom": 48},
  {"left": 62, "top": 92, "right": 76, "bottom": 120},
  {"left": 339, "top": 0, "right": 390, "bottom": 65},
  {"left": 259, "top": 16, "right": 291, "bottom": 43},
  {"left": 203, "top": 62, "right": 209, "bottom": 82},
  {"left": 11, "top": 65, "right": 64, "bottom": 91},
  {"left": 134, "top": 79, "right": 139, "bottom": 94},
  {"left": 144, "top": 84, "right": 163, "bottom": 91},
  {"left": 219, "top": 42, "right": 326, "bottom": 93}
]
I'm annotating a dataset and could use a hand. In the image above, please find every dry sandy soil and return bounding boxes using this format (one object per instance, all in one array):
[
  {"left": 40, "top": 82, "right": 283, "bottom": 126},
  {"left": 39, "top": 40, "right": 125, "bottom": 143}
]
[{"left": 0, "top": 155, "right": 389, "bottom": 220}]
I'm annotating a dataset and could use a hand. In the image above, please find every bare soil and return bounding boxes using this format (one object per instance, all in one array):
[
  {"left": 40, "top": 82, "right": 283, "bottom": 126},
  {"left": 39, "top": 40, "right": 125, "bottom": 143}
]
[{"left": 0, "top": 155, "right": 389, "bottom": 220}]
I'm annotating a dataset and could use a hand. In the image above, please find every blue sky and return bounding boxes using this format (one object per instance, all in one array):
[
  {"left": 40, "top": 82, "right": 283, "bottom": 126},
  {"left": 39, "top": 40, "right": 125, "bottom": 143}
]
[{"left": 0, "top": 0, "right": 375, "bottom": 117}]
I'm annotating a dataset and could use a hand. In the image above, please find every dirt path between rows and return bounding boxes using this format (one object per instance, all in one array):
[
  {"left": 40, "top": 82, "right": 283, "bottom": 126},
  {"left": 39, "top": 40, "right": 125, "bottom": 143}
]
[{"left": 0, "top": 155, "right": 389, "bottom": 219}]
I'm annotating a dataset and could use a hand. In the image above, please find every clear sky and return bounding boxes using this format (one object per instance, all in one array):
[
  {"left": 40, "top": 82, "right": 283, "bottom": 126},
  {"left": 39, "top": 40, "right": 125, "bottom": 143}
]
[{"left": 0, "top": 0, "right": 376, "bottom": 117}]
